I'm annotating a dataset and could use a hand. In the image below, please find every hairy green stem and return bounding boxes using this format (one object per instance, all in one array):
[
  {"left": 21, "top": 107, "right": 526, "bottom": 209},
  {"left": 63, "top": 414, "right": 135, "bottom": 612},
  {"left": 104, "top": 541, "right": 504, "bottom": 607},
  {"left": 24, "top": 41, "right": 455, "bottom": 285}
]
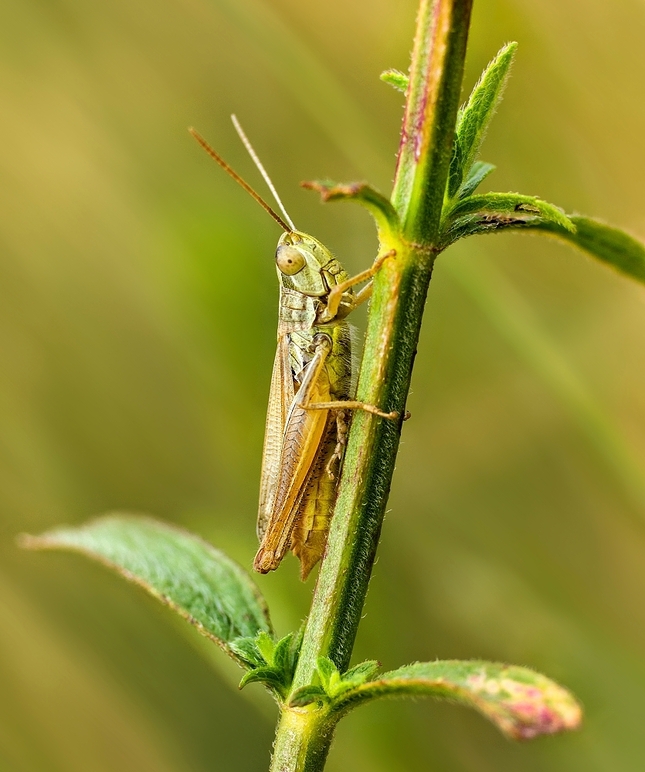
[
  {"left": 270, "top": 1, "right": 473, "bottom": 769},
  {"left": 270, "top": 708, "right": 337, "bottom": 772},
  {"left": 291, "top": 239, "right": 432, "bottom": 687},
  {"left": 393, "top": 0, "right": 473, "bottom": 242}
]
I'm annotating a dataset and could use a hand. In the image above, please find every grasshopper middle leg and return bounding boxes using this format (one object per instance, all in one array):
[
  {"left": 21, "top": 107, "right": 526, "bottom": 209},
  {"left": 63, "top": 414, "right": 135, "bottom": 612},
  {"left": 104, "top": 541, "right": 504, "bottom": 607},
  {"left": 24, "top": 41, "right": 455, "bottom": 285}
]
[{"left": 306, "top": 400, "right": 399, "bottom": 421}]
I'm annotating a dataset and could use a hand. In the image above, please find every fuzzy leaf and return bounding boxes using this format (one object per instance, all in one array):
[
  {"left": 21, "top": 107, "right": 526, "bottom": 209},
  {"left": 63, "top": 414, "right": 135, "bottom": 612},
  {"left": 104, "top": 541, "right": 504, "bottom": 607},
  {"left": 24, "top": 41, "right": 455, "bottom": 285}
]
[
  {"left": 228, "top": 636, "right": 267, "bottom": 668},
  {"left": 273, "top": 633, "right": 293, "bottom": 672},
  {"left": 458, "top": 160, "right": 496, "bottom": 199},
  {"left": 234, "top": 629, "right": 303, "bottom": 699},
  {"left": 316, "top": 656, "right": 338, "bottom": 693},
  {"left": 312, "top": 657, "right": 381, "bottom": 700},
  {"left": 380, "top": 68, "right": 409, "bottom": 94},
  {"left": 342, "top": 660, "right": 380, "bottom": 686},
  {"left": 447, "top": 133, "right": 466, "bottom": 202},
  {"left": 255, "top": 630, "right": 277, "bottom": 664},
  {"left": 530, "top": 215, "right": 645, "bottom": 286},
  {"left": 442, "top": 192, "right": 574, "bottom": 247},
  {"left": 289, "top": 685, "right": 328, "bottom": 707},
  {"left": 333, "top": 660, "right": 582, "bottom": 741},
  {"left": 273, "top": 628, "right": 304, "bottom": 681},
  {"left": 239, "top": 667, "right": 287, "bottom": 696},
  {"left": 20, "top": 514, "right": 272, "bottom": 655},
  {"left": 448, "top": 42, "right": 518, "bottom": 198}
]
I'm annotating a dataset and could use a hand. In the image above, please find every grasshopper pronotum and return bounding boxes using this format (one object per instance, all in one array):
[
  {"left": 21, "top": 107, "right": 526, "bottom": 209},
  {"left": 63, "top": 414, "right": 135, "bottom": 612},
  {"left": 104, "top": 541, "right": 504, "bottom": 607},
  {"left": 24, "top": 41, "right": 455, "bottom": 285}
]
[{"left": 190, "top": 119, "right": 397, "bottom": 579}]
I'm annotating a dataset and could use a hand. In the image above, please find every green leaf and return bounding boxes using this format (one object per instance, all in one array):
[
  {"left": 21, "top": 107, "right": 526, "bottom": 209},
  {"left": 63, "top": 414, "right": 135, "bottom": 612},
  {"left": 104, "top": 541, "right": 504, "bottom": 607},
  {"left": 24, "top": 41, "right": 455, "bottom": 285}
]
[
  {"left": 20, "top": 514, "right": 272, "bottom": 656},
  {"left": 333, "top": 660, "right": 582, "bottom": 741},
  {"left": 301, "top": 179, "right": 400, "bottom": 239},
  {"left": 441, "top": 191, "right": 574, "bottom": 247},
  {"left": 342, "top": 660, "right": 380, "bottom": 686},
  {"left": 316, "top": 656, "right": 338, "bottom": 693},
  {"left": 228, "top": 636, "right": 267, "bottom": 668},
  {"left": 380, "top": 68, "right": 408, "bottom": 94},
  {"left": 272, "top": 633, "right": 292, "bottom": 671},
  {"left": 530, "top": 215, "right": 645, "bottom": 286},
  {"left": 239, "top": 667, "right": 288, "bottom": 696},
  {"left": 448, "top": 42, "right": 518, "bottom": 198},
  {"left": 458, "top": 160, "right": 496, "bottom": 199},
  {"left": 309, "top": 657, "right": 381, "bottom": 702},
  {"left": 288, "top": 685, "right": 328, "bottom": 707},
  {"left": 255, "top": 630, "right": 277, "bottom": 664},
  {"left": 447, "top": 133, "right": 466, "bottom": 202},
  {"left": 234, "top": 628, "right": 304, "bottom": 700},
  {"left": 273, "top": 629, "right": 302, "bottom": 678}
]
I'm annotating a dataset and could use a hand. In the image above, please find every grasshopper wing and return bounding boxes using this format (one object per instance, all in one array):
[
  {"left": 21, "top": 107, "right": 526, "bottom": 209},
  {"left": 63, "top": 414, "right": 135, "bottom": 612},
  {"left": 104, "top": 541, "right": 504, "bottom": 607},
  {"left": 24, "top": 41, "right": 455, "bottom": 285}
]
[
  {"left": 257, "top": 335, "right": 294, "bottom": 540},
  {"left": 254, "top": 343, "right": 332, "bottom": 574}
]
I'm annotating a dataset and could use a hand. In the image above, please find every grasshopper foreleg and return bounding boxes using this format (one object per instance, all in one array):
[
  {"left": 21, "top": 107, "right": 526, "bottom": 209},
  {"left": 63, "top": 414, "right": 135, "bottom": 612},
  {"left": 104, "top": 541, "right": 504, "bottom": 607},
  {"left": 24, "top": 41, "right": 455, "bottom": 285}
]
[{"left": 319, "top": 249, "right": 397, "bottom": 323}]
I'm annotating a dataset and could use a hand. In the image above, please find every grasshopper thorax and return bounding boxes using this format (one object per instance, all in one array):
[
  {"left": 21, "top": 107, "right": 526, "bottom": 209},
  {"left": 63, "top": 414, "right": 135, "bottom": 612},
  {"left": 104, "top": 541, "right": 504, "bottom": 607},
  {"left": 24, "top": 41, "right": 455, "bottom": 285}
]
[{"left": 275, "top": 231, "right": 347, "bottom": 297}]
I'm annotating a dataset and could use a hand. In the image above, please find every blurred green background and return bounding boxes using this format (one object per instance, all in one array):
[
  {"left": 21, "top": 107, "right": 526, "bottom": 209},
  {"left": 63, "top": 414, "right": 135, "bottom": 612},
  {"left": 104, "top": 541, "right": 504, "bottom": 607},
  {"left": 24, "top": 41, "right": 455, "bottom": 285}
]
[{"left": 2, "top": 0, "right": 645, "bottom": 769}]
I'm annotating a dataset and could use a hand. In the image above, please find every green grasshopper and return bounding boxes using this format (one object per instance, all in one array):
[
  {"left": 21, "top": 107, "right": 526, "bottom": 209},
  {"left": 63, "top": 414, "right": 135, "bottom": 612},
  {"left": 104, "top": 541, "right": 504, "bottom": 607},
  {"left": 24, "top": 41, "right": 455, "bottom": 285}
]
[{"left": 190, "top": 118, "right": 397, "bottom": 579}]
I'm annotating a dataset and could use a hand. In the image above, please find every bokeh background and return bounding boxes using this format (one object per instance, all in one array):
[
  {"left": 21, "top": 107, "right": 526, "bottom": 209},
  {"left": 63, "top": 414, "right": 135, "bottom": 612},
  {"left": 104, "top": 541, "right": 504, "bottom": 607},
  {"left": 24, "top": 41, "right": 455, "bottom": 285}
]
[{"left": 2, "top": 0, "right": 645, "bottom": 769}]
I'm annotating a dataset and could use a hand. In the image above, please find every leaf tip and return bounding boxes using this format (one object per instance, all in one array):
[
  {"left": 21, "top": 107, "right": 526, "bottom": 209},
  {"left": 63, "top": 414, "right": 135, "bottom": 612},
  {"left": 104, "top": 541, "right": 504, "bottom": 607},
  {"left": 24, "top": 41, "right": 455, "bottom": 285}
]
[
  {"left": 380, "top": 68, "right": 409, "bottom": 94},
  {"left": 466, "top": 669, "right": 582, "bottom": 740},
  {"left": 501, "top": 40, "right": 519, "bottom": 57},
  {"left": 301, "top": 179, "right": 353, "bottom": 202},
  {"left": 238, "top": 670, "right": 256, "bottom": 691},
  {"left": 16, "top": 530, "right": 75, "bottom": 552}
]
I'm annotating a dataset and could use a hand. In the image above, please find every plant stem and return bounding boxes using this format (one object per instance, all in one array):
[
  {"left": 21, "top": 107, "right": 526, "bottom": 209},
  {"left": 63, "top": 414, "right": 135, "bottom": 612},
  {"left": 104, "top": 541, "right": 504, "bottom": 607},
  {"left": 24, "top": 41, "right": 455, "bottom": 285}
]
[
  {"left": 270, "top": 708, "right": 337, "bottom": 772},
  {"left": 270, "top": 0, "right": 473, "bottom": 769},
  {"left": 290, "top": 237, "right": 430, "bottom": 685},
  {"left": 393, "top": 0, "right": 473, "bottom": 242}
]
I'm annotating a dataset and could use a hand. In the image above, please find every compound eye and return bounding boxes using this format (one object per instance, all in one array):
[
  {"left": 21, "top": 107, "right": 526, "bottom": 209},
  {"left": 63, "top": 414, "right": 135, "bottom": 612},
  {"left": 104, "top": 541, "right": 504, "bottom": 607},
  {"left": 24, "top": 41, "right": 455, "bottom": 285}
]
[{"left": 276, "top": 245, "right": 306, "bottom": 275}]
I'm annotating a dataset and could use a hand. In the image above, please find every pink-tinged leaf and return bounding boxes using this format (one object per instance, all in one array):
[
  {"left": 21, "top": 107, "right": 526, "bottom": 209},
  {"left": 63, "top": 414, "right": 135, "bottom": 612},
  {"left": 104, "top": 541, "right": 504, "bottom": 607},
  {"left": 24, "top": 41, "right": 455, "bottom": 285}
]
[{"left": 333, "top": 660, "right": 582, "bottom": 740}]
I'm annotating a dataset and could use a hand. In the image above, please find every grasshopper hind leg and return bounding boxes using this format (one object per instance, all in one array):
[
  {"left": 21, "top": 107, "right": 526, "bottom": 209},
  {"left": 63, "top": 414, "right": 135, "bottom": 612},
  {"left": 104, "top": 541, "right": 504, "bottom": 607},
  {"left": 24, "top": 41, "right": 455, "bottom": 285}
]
[
  {"left": 325, "top": 409, "right": 349, "bottom": 480},
  {"left": 290, "top": 416, "right": 340, "bottom": 580}
]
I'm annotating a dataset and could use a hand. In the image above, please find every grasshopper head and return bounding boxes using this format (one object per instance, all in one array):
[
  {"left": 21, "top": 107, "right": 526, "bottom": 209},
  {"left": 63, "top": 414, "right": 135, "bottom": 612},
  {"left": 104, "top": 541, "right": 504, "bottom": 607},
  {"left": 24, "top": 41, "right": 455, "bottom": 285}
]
[{"left": 275, "top": 231, "right": 347, "bottom": 297}]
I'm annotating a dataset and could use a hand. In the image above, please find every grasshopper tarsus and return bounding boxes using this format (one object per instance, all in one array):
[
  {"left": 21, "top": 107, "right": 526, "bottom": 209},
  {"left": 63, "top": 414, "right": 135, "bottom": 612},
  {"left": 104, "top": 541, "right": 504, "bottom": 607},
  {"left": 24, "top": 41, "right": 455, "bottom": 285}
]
[{"left": 254, "top": 548, "right": 279, "bottom": 575}]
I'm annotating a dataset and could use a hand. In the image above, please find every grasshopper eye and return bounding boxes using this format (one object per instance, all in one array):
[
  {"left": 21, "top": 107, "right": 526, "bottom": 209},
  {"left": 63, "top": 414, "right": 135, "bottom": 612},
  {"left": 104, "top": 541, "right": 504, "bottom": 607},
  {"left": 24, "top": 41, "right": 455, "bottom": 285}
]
[{"left": 276, "top": 245, "right": 306, "bottom": 275}]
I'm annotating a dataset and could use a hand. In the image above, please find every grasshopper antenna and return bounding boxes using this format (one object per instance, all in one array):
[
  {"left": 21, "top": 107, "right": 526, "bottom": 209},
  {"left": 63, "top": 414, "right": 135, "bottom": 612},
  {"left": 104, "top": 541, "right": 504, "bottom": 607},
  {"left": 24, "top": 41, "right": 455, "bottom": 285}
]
[
  {"left": 231, "top": 114, "right": 297, "bottom": 232},
  {"left": 188, "top": 127, "right": 292, "bottom": 233}
]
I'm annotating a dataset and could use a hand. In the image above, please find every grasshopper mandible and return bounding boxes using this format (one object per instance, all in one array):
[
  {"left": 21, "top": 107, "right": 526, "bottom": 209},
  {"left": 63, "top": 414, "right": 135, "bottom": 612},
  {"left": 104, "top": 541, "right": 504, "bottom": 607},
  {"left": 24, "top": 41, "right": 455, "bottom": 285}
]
[{"left": 190, "top": 118, "right": 397, "bottom": 580}]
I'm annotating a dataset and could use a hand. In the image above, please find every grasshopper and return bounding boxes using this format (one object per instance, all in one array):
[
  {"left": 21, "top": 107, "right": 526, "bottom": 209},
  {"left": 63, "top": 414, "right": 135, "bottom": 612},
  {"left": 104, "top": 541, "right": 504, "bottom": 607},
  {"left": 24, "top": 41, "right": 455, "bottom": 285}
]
[{"left": 190, "top": 118, "right": 397, "bottom": 579}]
